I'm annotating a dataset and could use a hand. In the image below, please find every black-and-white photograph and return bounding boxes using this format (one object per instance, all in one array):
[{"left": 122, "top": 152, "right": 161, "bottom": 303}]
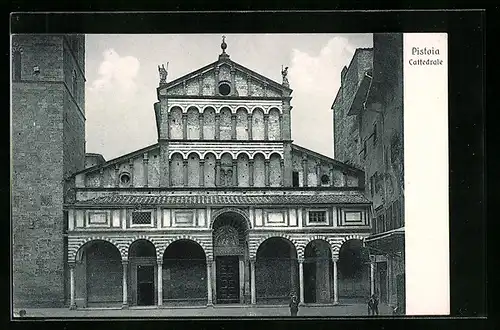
[{"left": 11, "top": 32, "right": 406, "bottom": 318}]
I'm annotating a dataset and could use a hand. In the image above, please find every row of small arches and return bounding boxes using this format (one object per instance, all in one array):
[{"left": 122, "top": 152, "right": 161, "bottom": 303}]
[
  {"left": 70, "top": 235, "right": 366, "bottom": 263},
  {"left": 168, "top": 105, "right": 282, "bottom": 115},
  {"left": 168, "top": 151, "right": 283, "bottom": 161}
]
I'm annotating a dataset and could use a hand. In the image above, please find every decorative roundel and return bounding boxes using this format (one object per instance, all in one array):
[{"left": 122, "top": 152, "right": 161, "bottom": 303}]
[
  {"left": 321, "top": 174, "right": 330, "bottom": 184},
  {"left": 120, "top": 172, "right": 131, "bottom": 185},
  {"left": 218, "top": 82, "right": 231, "bottom": 96}
]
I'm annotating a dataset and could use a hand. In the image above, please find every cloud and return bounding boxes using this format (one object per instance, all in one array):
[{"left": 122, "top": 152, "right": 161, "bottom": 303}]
[
  {"left": 288, "top": 36, "right": 359, "bottom": 158},
  {"left": 85, "top": 49, "right": 157, "bottom": 159},
  {"left": 90, "top": 49, "right": 140, "bottom": 97}
]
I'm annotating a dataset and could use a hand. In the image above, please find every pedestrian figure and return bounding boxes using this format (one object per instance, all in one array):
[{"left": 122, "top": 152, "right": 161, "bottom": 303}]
[
  {"left": 289, "top": 292, "right": 299, "bottom": 317},
  {"left": 367, "top": 293, "right": 379, "bottom": 316}
]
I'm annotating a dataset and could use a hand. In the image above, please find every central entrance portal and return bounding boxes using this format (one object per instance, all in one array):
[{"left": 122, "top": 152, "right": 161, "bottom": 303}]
[
  {"left": 216, "top": 256, "right": 240, "bottom": 304},
  {"left": 212, "top": 210, "right": 250, "bottom": 305},
  {"left": 137, "top": 265, "right": 154, "bottom": 306}
]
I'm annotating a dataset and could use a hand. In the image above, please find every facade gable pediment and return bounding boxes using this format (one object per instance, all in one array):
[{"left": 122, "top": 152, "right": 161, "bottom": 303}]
[{"left": 158, "top": 59, "right": 291, "bottom": 98}]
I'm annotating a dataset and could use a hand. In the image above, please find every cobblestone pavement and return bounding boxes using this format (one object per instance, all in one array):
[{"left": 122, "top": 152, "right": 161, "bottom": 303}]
[{"left": 13, "top": 304, "right": 394, "bottom": 318}]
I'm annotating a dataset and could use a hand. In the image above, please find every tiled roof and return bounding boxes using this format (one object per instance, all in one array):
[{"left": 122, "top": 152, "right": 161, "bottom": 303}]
[{"left": 75, "top": 193, "right": 370, "bottom": 206}]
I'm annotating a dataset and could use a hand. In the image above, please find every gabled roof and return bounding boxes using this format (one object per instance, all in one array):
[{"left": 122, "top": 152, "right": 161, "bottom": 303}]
[
  {"left": 160, "top": 56, "right": 292, "bottom": 95},
  {"left": 74, "top": 144, "right": 159, "bottom": 176},
  {"left": 291, "top": 144, "right": 363, "bottom": 173}
]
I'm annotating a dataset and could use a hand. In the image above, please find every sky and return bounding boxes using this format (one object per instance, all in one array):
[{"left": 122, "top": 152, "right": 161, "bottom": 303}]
[{"left": 85, "top": 34, "right": 373, "bottom": 160}]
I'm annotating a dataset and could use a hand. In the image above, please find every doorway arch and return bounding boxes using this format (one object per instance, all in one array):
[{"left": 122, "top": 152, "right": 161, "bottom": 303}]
[
  {"left": 303, "top": 239, "right": 333, "bottom": 303},
  {"left": 212, "top": 210, "right": 250, "bottom": 304}
]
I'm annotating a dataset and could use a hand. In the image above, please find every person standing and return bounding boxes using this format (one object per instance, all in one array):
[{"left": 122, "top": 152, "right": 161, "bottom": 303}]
[
  {"left": 289, "top": 292, "right": 299, "bottom": 317},
  {"left": 368, "top": 293, "right": 379, "bottom": 316}
]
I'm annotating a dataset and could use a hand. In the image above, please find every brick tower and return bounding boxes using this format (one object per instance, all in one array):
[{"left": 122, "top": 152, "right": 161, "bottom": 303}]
[{"left": 11, "top": 34, "right": 86, "bottom": 307}]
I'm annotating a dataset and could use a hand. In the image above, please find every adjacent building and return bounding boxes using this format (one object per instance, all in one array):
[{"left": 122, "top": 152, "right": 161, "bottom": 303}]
[
  {"left": 12, "top": 35, "right": 377, "bottom": 309},
  {"left": 331, "top": 33, "right": 405, "bottom": 312}
]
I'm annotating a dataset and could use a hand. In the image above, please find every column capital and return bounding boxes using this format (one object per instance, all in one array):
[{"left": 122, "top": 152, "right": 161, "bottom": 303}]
[
  {"left": 297, "top": 258, "right": 305, "bottom": 263},
  {"left": 68, "top": 262, "right": 76, "bottom": 269},
  {"left": 369, "top": 255, "right": 376, "bottom": 263},
  {"left": 263, "top": 113, "right": 269, "bottom": 119},
  {"left": 182, "top": 112, "right": 188, "bottom": 118},
  {"left": 248, "top": 159, "right": 255, "bottom": 164},
  {"left": 183, "top": 159, "right": 189, "bottom": 165},
  {"left": 157, "top": 260, "right": 163, "bottom": 266},
  {"left": 122, "top": 260, "right": 129, "bottom": 266},
  {"left": 332, "top": 257, "right": 339, "bottom": 263},
  {"left": 215, "top": 159, "right": 221, "bottom": 165},
  {"left": 264, "top": 159, "right": 270, "bottom": 164},
  {"left": 200, "top": 159, "right": 206, "bottom": 164},
  {"left": 199, "top": 112, "right": 204, "bottom": 119},
  {"left": 206, "top": 257, "right": 214, "bottom": 263}
]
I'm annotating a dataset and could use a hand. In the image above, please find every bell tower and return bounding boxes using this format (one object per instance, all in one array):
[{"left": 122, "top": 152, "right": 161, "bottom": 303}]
[{"left": 11, "top": 34, "right": 86, "bottom": 307}]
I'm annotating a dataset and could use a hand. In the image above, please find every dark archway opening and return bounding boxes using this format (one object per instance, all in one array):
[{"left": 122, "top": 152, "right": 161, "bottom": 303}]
[
  {"left": 304, "top": 240, "right": 332, "bottom": 304},
  {"left": 255, "top": 237, "right": 298, "bottom": 304},
  {"left": 129, "top": 240, "right": 156, "bottom": 306},
  {"left": 338, "top": 239, "right": 370, "bottom": 302},
  {"left": 163, "top": 240, "right": 207, "bottom": 305},
  {"left": 83, "top": 241, "right": 122, "bottom": 307}
]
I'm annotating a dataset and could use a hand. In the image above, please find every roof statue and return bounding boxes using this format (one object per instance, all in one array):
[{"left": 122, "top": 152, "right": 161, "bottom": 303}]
[
  {"left": 158, "top": 62, "right": 169, "bottom": 85},
  {"left": 281, "top": 65, "right": 289, "bottom": 87}
]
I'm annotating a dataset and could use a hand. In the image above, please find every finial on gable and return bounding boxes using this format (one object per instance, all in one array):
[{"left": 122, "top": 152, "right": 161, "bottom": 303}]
[{"left": 219, "top": 35, "right": 230, "bottom": 60}]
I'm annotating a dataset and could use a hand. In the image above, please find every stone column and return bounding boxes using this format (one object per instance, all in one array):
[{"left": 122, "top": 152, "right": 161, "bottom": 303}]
[
  {"left": 264, "top": 159, "right": 270, "bottom": 187},
  {"left": 298, "top": 259, "right": 305, "bottom": 304},
  {"left": 333, "top": 257, "right": 339, "bottom": 304},
  {"left": 263, "top": 113, "right": 269, "bottom": 140},
  {"left": 207, "top": 259, "right": 213, "bottom": 306},
  {"left": 247, "top": 113, "right": 253, "bottom": 140},
  {"left": 122, "top": 261, "right": 129, "bottom": 308},
  {"left": 302, "top": 156, "right": 308, "bottom": 187},
  {"left": 69, "top": 263, "right": 76, "bottom": 309},
  {"left": 316, "top": 163, "right": 321, "bottom": 187},
  {"left": 232, "top": 160, "right": 238, "bottom": 186},
  {"left": 114, "top": 164, "right": 119, "bottom": 187},
  {"left": 215, "top": 160, "right": 221, "bottom": 187},
  {"left": 280, "top": 159, "right": 284, "bottom": 186},
  {"left": 157, "top": 260, "right": 163, "bottom": 306},
  {"left": 279, "top": 114, "right": 283, "bottom": 140},
  {"left": 183, "top": 159, "right": 188, "bottom": 187},
  {"left": 215, "top": 113, "right": 220, "bottom": 140},
  {"left": 231, "top": 113, "right": 237, "bottom": 140},
  {"left": 199, "top": 113, "right": 204, "bottom": 140},
  {"left": 168, "top": 159, "right": 172, "bottom": 187},
  {"left": 143, "top": 153, "right": 149, "bottom": 187},
  {"left": 387, "top": 255, "right": 393, "bottom": 305},
  {"left": 230, "top": 68, "right": 237, "bottom": 95},
  {"left": 329, "top": 166, "right": 335, "bottom": 187},
  {"left": 250, "top": 259, "right": 256, "bottom": 304},
  {"left": 249, "top": 159, "right": 254, "bottom": 186},
  {"left": 199, "top": 160, "right": 205, "bottom": 187},
  {"left": 211, "top": 259, "right": 217, "bottom": 303},
  {"left": 129, "top": 159, "right": 134, "bottom": 186},
  {"left": 370, "top": 256, "right": 375, "bottom": 296},
  {"left": 239, "top": 257, "right": 245, "bottom": 303},
  {"left": 182, "top": 113, "right": 188, "bottom": 140},
  {"left": 99, "top": 168, "right": 104, "bottom": 187},
  {"left": 214, "top": 68, "right": 220, "bottom": 94}
]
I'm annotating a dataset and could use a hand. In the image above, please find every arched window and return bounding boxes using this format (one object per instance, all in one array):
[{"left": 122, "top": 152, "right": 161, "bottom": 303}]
[{"left": 13, "top": 51, "right": 21, "bottom": 81}]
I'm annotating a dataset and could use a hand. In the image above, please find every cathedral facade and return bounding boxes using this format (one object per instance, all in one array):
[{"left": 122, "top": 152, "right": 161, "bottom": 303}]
[{"left": 13, "top": 35, "right": 374, "bottom": 309}]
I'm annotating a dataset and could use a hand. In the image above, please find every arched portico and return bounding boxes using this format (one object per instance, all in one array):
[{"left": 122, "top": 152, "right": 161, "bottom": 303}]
[
  {"left": 303, "top": 239, "right": 333, "bottom": 304},
  {"left": 72, "top": 239, "right": 123, "bottom": 308},
  {"left": 162, "top": 239, "right": 208, "bottom": 306},
  {"left": 254, "top": 237, "right": 299, "bottom": 305},
  {"left": 338, "top": 239, "right": 370, "bottom": 302}
]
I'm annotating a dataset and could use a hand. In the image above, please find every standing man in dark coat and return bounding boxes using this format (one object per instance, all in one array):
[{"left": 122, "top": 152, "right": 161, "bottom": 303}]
[{"left": 289, "top": 292, "right": 299, "bottom": 316}]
